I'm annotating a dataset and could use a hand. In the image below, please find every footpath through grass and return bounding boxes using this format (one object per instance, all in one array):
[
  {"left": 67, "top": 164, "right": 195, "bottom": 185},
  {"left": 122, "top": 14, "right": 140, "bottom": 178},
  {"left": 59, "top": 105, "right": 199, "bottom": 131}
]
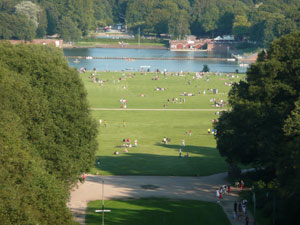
[
  {"left": 86, "top": 198, "right": 231, "bottom": 225},
  {"left": 82, "top": 71, "right": 244, "bottom": 176}
]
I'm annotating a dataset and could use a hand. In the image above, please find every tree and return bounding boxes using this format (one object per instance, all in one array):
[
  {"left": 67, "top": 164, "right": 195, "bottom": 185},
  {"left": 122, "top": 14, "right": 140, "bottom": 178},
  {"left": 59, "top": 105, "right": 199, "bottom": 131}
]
[
  {"left": 15, "top": 1, "right": 42, "bottom": 28},
  {"left": 0, "top": 12, "right": 36, "bottom": 40},
  {"left": 0, "top": 59, "right": 77, "bottom": 224},
  {"left": 232, "top": 15, "right": 251, "bottom": 40},
  {"left": 58, "top": 16, "right": 82, "bottom": 41},
  {"left": 214, "top": 31, "right": 300, "bottom": 224},
  {"left": 0, "top": 42, "right": 98, "bottom": 182},
  {"left": 202, "top": 64, "right": 209, "bottom": 72}
]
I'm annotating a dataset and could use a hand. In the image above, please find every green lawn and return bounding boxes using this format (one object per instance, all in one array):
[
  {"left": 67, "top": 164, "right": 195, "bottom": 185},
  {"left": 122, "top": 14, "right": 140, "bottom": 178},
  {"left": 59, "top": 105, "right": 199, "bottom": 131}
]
[
  {"left": 86, "top": 198, "right": 231, "bottom": 225},
  {"left": 91, "top": 110, "right": 227, "bottom": 176},
  {"left": 82, "top": 71, "right": 242, "bottom": 109},
  {"left": 83, "top": 71, "right": 243, "bottom": 176}
]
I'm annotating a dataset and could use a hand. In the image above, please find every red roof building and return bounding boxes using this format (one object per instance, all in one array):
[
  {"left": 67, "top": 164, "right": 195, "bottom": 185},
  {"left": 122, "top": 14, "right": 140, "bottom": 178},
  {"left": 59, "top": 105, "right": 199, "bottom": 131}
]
[{"left": 169, "top": 36, "right": 212, "bottom": 51}]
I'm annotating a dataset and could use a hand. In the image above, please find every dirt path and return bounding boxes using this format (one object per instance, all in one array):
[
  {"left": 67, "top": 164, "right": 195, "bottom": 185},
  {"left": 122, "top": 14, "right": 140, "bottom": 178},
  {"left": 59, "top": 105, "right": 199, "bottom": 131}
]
[
  {"left": 90, "top": 108, "right": 227, "bottom": 111},
  {"left": 69, "top": 173, "right": 255, "bottom": 225}
]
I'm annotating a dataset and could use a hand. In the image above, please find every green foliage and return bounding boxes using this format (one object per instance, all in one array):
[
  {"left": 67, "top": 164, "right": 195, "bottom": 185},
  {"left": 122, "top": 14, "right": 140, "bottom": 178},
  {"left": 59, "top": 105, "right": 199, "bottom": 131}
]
[
  {"left": 0, "top": 0, "right": 299, "bottom": 44},
  {"left": 233, "top": 15, "right": 251, "bottom": 40},
  {"left": 214, "top": 31, "right": 300, "bottom": 224},
  {"left": 0, "top": 12, "right": 36, "bottom": 40},
  {"left": 0, "top": 42, "right": 98, "bottom": 223},
  {"left": 59, "top": 16, "right": 82, "bottom": 41},
  {"left": 202, "top": 64, "right": 209, "bottom": 72}
]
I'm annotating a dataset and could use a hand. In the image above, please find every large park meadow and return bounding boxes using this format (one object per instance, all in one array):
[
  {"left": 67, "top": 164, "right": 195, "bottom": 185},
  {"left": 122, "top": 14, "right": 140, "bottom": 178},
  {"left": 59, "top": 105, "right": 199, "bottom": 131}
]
[{"left": 81, "top": 70, "right": 244, "bottom": 225}]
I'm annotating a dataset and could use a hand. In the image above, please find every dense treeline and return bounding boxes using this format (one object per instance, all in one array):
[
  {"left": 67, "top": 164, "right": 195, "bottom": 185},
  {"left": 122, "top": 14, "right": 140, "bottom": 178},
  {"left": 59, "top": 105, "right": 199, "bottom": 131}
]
[
  {"left": 0, "top": 42, "right": 98, "bottom": 224},
  {"left": 0, "top": 0, "right": 299, "bottom": 46},
  {"left": 215, "top": 31, "right": 300, "bottom": 225}
]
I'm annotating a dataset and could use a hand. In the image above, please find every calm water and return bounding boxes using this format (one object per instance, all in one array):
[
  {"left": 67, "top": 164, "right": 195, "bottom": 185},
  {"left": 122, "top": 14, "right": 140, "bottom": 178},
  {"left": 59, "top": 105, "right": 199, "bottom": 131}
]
[{"left": 64, "top": 48, "right": 249, "bottom": 73}]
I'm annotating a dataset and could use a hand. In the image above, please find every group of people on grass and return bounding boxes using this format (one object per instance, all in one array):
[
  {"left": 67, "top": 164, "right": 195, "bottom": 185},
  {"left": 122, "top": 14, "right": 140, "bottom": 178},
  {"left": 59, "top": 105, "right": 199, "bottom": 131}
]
[{"left": 114, "top": 138, "right": 138, "bottom": 155}]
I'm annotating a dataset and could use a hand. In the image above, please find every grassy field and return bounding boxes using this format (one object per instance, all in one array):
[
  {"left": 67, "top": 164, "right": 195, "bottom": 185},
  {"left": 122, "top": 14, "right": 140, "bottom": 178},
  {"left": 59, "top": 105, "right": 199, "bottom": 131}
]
[
  {"left": 82, "top": 71, "right": 242, "bottom": 109},
  {"left": 86, "top": 198, "right": 231, "bottom": 225},
  {"left": 91, "top": 110, "right": 227, "bottom": 176},
  {"left": 82, "top": 71, "right": 243, "bottom": 176}
]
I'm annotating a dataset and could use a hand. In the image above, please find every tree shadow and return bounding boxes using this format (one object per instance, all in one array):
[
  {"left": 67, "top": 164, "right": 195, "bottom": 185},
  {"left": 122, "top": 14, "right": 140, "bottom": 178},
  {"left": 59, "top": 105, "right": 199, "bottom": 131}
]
[
  {"left": 94, "top": 149, "right": 227, "bottom": 176},
  {"left": 155, "top": 142, "right": 218, "bottom": 155}
]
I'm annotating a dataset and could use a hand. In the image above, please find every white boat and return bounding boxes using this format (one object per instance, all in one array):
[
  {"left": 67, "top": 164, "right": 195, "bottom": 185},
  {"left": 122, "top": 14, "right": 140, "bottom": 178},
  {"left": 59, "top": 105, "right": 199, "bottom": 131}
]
[
  {"left": 73, "top": 59, "right": 80, "bottom": 63},
  {"left": 227, "top": 58, "right": 236, "bottom": 62},
  {"left": 86, "top": 56, "right": 93, "bottom": 59},
  {"left": 239, "top": 63, "right": 249, "bottom": 67},
  {"left": 140, "top": 65, "right": 151, "bottom": 68}
]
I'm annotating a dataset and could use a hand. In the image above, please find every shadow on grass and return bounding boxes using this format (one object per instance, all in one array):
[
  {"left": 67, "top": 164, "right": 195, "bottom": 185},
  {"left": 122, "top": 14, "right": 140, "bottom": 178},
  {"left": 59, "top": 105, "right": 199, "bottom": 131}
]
[
  {"left": 94, "top": 147, "right": 227, "bottom": 176},
  {"left": 86, "top": 198, "right": 231, "bottom": 225},
  {"left": 155, "top": 142, "right": 217, "bottom": 155}
]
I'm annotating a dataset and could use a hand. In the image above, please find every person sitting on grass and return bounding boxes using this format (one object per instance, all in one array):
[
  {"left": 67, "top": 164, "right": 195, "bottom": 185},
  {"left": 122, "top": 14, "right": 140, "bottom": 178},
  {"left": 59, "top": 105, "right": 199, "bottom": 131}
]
[{"left": 114, "top": 151, "right": 120, "bottom": 155}]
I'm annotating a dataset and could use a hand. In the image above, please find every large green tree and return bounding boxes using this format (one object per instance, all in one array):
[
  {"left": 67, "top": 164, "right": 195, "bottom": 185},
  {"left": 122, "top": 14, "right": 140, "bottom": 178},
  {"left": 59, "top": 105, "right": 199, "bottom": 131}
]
[
  {"left": 0, "top": 46, "right": 90, "bottom": 223},
  {"left": 214, "top": 31, "right": 300, "bottom": 224}
]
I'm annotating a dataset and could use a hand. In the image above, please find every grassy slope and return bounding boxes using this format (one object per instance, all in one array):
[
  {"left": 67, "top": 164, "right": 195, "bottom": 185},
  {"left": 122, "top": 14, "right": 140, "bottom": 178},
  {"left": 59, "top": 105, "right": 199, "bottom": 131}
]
[
  {"left": 82, "top": 71, "right": 244, "bottom": 176},
  {"left": 86, "top": 198, "right": 231, "bottom": 225}
]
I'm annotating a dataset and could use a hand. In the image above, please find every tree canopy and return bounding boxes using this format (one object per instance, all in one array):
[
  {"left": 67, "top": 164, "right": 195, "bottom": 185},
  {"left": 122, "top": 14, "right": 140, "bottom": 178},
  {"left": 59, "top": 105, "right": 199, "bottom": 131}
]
[
  {"left": 214, "top": 31, "right": 300, "bottom": 224},
  {"left": 0, "top": 42, "right": 98, "bottom": 224},
  {"left": 0, "top": 0, "right": 299, "bottom": 46}
]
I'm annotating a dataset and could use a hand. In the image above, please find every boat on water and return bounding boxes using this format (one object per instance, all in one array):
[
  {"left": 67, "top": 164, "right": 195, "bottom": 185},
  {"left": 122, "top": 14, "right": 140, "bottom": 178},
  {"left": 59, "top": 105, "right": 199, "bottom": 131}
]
[
  {"left": 227, "top": 58, "right": 236, "bottom": 62},
  {"left": 239, "top": 63, "right": 249, "bottom": 67},
  {"left": 86, "top": 56, "right": 93, "bottom": 59},
  {"left": 73, "top": 59, "right": 80, "bottom": 63}
]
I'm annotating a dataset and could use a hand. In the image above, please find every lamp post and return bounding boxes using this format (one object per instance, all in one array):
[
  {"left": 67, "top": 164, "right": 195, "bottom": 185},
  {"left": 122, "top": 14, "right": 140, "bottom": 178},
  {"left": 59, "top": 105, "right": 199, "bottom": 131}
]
[
  {"left": 252, "top": 191, "right": 256, "bottom": 225},
  {"left": 95, "top": 181, "right": 111, "bottom": 225}
]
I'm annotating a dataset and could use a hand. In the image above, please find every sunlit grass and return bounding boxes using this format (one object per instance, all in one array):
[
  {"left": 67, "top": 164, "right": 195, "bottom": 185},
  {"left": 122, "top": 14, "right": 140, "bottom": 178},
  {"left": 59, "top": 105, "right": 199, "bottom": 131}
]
[{"left": 86, "top": 198, "right": 231, "bottom": 225}]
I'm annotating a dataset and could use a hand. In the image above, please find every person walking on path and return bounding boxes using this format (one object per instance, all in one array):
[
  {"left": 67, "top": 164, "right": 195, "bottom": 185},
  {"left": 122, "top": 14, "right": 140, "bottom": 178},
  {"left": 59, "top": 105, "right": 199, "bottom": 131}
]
[
  {"left": 234, "top": 201, "right": 237, "bottom": 219},
  {"left": 238, "top": 202, "right": 242, "bottom": 220},
  {"left": 80, "top": 173, "right": 86, "bottom": 183},
  {"left": 181, "top": 139, "right": 185, "bottom": 147},
  {"left": 245, "top": 215, "right": 250, "bottom": 225}
]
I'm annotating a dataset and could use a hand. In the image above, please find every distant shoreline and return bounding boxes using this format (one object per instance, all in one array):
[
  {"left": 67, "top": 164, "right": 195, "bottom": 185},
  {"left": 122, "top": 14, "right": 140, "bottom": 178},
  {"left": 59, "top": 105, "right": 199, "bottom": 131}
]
[{"left": 63, "top": 43, "right": 168, "bottom": 50}]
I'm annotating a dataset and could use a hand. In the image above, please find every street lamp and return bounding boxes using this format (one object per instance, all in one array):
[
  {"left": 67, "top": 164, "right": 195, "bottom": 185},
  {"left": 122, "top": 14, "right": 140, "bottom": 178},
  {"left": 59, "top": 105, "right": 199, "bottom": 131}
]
[
  {"left": 95, "top": 181, "right": 111, "bottom": 225},
  {"left": 252, "top": 191, "right": 256, "bottom": 225}
]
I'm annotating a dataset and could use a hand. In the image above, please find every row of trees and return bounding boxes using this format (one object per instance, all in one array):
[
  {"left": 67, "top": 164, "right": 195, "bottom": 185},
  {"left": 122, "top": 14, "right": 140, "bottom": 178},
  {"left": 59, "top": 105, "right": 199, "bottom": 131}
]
[
  {"left": 0, "top": 42, "right": 98, "bottom": 224},
  {"left": 215, "top": 31, "right": 300, "bottom": 224},
  {"left": 0, "top": 0, "right": 299, "bottom": 46}
]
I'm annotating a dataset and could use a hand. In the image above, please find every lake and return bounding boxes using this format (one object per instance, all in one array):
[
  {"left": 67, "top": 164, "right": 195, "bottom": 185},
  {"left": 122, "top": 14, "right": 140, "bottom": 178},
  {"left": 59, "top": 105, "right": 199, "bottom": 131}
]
[{"left": 64, "top": 48, "right": 249, "bottom": 73}]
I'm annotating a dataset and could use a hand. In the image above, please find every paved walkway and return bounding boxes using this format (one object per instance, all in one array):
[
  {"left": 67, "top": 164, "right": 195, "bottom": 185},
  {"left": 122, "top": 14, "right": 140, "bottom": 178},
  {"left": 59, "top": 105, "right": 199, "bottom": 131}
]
[{"left": 69, "top": 173, "right": 255, "bottom": 225}]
